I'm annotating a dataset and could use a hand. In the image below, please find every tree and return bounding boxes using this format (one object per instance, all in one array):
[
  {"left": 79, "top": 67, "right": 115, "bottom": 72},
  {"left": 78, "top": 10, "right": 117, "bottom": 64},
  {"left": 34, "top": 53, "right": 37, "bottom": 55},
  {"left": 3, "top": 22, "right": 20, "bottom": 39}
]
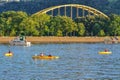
[
  {"left": 56, "top": 30, "right": 63, "bottom": 36},
  {"left": 92, "top": 23, "right": 101, "bottom": 36},
  {"left": 77, "top": 23, "right": 85, "bottom": 36},
  {"left": 61, "top": 16, "right": 77, "bottom": 36},
  {"left": 0, "top": 11, "right": 28, "bottom": 36},
  {"left": 32, "top": 14, "right": 51, "bottom": 36},
  {"left": 109, "top": 14, "right": 120, "bottom": 36},
  {"left": 48, "top": 16, "right": 77, "bottom": 36},
  {"left": 20, "top": 17, "right": 39, "bottom": 36},
  {"left": 98, "top": 30, "right": 105, "bottom": 36},
  {"left": 47, "top": 16, "right": 63, "bottom": 36}
]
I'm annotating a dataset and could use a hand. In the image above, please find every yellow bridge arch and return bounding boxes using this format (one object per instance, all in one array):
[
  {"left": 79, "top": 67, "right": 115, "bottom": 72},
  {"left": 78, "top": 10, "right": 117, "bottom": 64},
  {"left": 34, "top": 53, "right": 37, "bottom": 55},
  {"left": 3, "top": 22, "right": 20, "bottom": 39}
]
[{"left": 32, "top": 4, "right": 109, "bottom": 19}]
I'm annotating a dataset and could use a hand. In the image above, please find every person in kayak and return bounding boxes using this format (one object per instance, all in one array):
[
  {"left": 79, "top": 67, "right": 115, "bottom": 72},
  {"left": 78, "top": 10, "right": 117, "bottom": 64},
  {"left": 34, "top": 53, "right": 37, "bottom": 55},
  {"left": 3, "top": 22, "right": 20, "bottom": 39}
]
[
  {"left": 104, "top": 49, "right": 109, "bottom": 52},
  {"left": 48, "top": 54, "right": 52, "bottom": 57},
  {"left": 8, "top": 50, "right": 12, "bottom": 53},
  {"left": 40, "top": 53, "right": 44, "bottom": 56}
]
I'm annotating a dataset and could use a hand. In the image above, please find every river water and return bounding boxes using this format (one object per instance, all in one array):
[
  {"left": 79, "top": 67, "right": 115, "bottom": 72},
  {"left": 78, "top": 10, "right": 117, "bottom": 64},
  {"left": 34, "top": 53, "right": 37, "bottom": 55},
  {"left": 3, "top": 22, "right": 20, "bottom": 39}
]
[{"left": 0, "top": 43, "right": 120, "bottom": 80}]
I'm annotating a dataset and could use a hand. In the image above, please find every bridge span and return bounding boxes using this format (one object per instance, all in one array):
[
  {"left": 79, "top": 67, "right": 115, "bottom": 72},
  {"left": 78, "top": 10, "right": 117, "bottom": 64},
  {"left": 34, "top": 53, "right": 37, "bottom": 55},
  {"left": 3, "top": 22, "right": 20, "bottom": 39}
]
[{"left": 32, "top": 4, "right": 109, "bottom": 19}]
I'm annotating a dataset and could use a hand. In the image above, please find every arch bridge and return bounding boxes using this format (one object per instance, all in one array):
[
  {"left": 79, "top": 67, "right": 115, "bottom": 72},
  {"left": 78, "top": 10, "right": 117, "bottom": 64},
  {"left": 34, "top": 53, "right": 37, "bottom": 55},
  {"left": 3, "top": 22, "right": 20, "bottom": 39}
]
[{"left": 32, "top": 4, "right": 109, "bottom": 19}]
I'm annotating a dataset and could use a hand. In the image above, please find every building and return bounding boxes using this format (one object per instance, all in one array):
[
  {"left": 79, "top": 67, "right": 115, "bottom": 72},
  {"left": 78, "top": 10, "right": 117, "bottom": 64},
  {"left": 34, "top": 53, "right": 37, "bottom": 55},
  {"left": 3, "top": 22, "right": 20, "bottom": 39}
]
[
  {"left": 0, "top": 0, "right": 21, "bottom": 2},
  {"left": 0, "top": 0, "right": 35, "bottom": 2}
]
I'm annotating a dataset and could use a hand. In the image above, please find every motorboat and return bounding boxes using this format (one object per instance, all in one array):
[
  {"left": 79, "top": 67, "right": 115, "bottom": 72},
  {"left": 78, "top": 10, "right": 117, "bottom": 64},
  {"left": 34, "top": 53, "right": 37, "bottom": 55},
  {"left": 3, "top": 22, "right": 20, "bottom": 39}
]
[
  {"left": 104, "top": 37, "right": 118, "bottom": 44},
  {"left": 9, "top": 36, "right": 31, "bottom": 46}
]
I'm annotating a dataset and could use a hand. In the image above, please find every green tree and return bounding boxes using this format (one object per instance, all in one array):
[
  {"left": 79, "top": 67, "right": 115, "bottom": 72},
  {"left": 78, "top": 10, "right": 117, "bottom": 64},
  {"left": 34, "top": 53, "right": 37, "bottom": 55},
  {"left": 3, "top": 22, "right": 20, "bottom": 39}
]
[
  {"left": 92, "top": 23, "right": 101, "bottom": 36},
  {"left": 0, "top": 17, "right": 5, "bottom": 36},
  {"left": 32, "top": 14, "right": 50, "bottom": 36},
  {"left": 0, "top": 11, "right": 28, "bottom": 36},
  {"left": 56, "top": 30, "right": 63, "bottom": 36},
  {"left": 75, "top": 16, "right": 108, "bottom": 36},
  {"left": 109, "top": 14, "right": 120, "bottom": 36},
  {"left": 60, "top": 16, "right": 77, "bottom": 36},
  {"left": 20, "top": 17, "right": 39, "bottom": 36},
  {"left": 98, "top": 30, "right": 105, "bottom": 36},
  {"left": 10, "top": 29, "right": 16, "bottom": 36},
  {"left": 47, "top": 16, "right": 63, "bottom": 36},
  {"left": 48, "top": 16, "right": 77, "bottom": 36},
  {"left": 77, "top": 23, "right": 85, "bottom": 36}
]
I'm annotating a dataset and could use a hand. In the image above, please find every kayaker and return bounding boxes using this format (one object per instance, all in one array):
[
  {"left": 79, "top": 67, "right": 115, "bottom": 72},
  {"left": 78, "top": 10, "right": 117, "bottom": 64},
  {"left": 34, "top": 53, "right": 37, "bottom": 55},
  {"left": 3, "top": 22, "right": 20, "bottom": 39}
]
[
  {"left": 8, "top": 50, "right": 11, "bottom": 53},
  {"left": 104, "top": 49, "right": 108, "bottom": 52},
  {"left": 48, "top": 54, "right": 52, "bottom": 57},
  {"left": 40, "top": 53, "right": 44, "bottom": 56}
]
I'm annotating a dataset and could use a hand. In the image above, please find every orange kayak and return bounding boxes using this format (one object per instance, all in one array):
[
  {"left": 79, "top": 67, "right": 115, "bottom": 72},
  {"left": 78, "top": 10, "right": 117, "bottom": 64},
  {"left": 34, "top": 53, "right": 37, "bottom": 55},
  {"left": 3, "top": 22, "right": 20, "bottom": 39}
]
[{"left": 32, "top": 55, "right": 59, "bottom": 60}]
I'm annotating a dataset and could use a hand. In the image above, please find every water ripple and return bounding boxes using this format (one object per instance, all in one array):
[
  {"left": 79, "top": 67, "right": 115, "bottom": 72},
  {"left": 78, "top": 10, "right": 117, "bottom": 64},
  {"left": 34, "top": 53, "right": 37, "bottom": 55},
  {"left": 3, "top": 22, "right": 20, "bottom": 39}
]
[{"left": 0, "top": 43, "right": 120, "bottom": 80}]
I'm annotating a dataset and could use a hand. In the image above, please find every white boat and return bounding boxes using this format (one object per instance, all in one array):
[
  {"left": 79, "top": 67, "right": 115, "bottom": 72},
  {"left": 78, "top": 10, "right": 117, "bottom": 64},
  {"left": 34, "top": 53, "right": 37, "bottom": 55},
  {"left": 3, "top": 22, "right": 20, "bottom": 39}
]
[
  {"left": 104, "top": 36, "right": 118, "bottom": 44},
  {"left": 9, "top": 36, "right": 31, "bottom": 46}
]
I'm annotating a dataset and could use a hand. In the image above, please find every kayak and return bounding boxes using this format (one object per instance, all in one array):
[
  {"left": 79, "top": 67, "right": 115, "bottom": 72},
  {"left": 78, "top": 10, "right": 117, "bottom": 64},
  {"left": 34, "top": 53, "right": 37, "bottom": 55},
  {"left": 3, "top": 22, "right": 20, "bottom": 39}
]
[
  {"left": 5, "top": 53, "right": 13, "bottom": 57},
  {"left": 99, "top": 51, "right": 112, "bottom": 55},
  {"left": 32, "top": 55, "right": 59, "bottom": 60}
]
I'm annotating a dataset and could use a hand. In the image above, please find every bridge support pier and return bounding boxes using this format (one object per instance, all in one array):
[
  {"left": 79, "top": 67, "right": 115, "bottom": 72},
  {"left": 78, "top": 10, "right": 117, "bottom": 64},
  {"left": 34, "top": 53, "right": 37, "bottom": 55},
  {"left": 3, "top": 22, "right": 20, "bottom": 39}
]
[
  {"left": 64, "top": 6, "right": 66, "bottom": 16},
  {"left": 70, "top": 6, "right": 72, "bottom": 18}
]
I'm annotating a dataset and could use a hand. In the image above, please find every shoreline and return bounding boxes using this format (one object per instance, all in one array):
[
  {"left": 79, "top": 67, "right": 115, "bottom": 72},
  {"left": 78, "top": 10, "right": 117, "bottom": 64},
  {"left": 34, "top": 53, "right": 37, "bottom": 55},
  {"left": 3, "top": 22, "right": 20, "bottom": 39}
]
[{"left": 0, "top": 36, "right": 119, "bottom": 44}]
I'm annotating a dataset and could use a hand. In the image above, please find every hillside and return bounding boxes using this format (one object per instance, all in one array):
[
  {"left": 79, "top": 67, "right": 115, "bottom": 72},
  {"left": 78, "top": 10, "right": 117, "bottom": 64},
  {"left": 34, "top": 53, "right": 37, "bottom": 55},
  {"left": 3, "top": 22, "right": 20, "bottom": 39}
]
[{"left": 0, "top": 0, "right": 120, "bottom": 15}]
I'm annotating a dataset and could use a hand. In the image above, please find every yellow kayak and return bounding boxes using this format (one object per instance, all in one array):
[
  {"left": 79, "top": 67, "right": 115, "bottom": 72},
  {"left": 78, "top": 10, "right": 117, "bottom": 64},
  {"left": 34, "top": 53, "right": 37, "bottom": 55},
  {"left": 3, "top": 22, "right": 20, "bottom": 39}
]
[
  {"left": 5, "top": 53, "right": 13, "bottom": 57},
  {"left": 99, "top": 51, "right": 112, "bottom": 55},
  {"left": 32, "top": 55, "right": 59, "bottom": 60}
]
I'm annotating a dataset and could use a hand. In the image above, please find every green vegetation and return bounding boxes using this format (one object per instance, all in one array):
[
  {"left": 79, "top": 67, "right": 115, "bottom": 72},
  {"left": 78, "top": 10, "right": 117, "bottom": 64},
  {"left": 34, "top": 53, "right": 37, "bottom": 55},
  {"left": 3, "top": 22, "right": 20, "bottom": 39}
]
[
  {"left": 0, "top": 11, "right": 120, "bottom": 36},
  {"left": 0, "top": 0, "right": 120, "bottom": 15}
]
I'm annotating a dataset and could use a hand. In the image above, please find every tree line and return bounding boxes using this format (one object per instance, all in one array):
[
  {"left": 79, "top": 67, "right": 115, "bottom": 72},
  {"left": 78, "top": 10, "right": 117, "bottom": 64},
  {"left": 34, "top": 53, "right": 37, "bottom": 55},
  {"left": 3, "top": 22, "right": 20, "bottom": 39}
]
[
  {"left": 0, "top": 11, "right": 120, "bottom": 36},
  {"left": 0, "top": 0, "right": 120, "bottom": 15}
]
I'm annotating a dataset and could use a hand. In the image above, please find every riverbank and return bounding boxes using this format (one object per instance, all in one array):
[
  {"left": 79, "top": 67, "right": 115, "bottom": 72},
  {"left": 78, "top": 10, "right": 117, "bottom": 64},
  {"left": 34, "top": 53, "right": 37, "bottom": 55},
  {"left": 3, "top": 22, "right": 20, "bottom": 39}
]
[{"left": 0, "top": 36, "right": 119, "bottom": 44}]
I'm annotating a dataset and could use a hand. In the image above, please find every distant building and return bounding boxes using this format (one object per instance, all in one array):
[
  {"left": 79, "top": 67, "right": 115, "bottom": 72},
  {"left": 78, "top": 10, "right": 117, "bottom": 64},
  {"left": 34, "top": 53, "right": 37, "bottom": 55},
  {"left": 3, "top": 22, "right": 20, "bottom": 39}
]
[
  {"left": 0, "top": 0, "right": 34, "bottom": 2},
  {"left": 20, "top": 0, "right": 34, "bottom": 1},
  {"left": 0, "top": 0, "right": 20, "bottom": 2}
]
